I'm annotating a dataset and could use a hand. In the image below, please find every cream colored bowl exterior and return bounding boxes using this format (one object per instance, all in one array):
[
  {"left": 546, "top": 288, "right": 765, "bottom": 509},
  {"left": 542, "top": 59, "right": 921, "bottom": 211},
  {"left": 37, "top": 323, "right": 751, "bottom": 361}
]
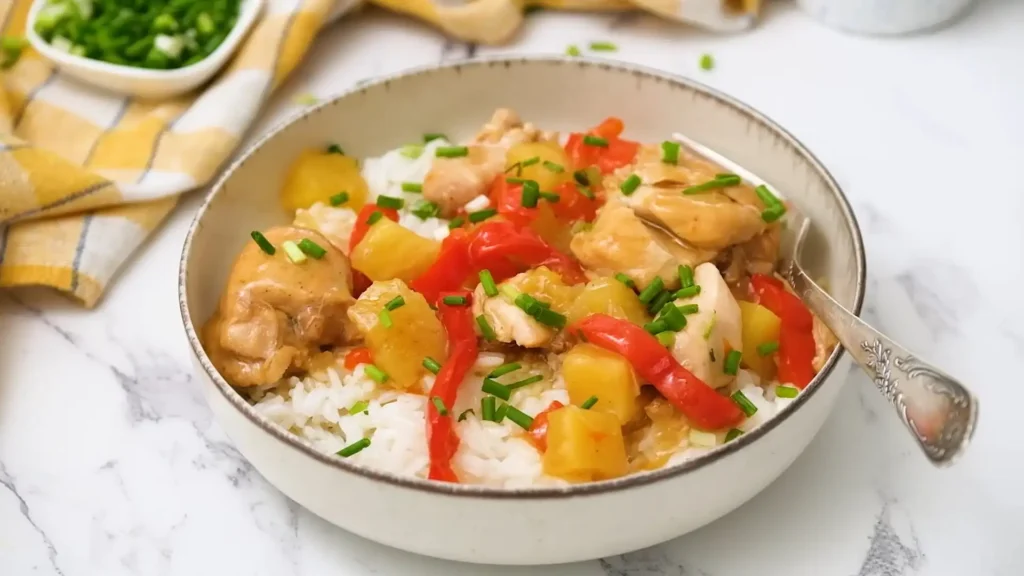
[{"left": 180, "top": 57, "right": 865, "bottom": 565}]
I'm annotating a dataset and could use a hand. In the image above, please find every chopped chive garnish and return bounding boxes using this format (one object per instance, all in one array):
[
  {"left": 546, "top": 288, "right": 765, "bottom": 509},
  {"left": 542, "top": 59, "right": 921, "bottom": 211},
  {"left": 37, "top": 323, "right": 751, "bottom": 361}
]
[
  {"left": 581, "top": 395, "right": 599, "bottom": 409},
  {"left": 723, "top": 349, "right": 742, "bottom": 375},
  {"left": 500, "top": 284, "right": 522, "bottom": 301},
  {"left": 703, "top": 313, "right": 717, "bottom": 340},
  {"left": 476, "top": 315, "right": 497, "bottom": 341},
  {"left": 731, "top": 391, "right": 758, "bottom": 417},
  {"left": 479, "top": 270, "right": 498, "bottom": 297},
  {"left": 661, "top": 141, "right": 681, "bottom": 164},
  {"left": 644, "top": 319, "right": 668, "bottom": 335},
  {"left": 504, "top": 405, "right": 534, "bottom": 430},
  {"left": 615, "top": 273, "right": 636, "bottom": 289},
  {"left": 482, "top": 378, "right": 512, "bottom": 400},
  {"left": 520, "top": 156, "right": 541, "bottom": 167},
  {"left": 250, "top": 231, "right": 276, "bottom": 255},
  {"left": 401, "top": 182, "right": 423, "bottom": 193},
  {"left": 578, "top": 187, "right": 596, "bottom": 200},
  {"left": 674, "top": 285, "right": 701, "bottom": 299},
  {"left": 330, "top": 192, "right": 349, "bottom": 206},
  {"left": 506, "top": 177, "right": 527, "bottom": 184},
  {"left": 757, "top": 341, "right": 780, "bottom": 356},
  {"left": 583, "top": 135, "right": 608, "bottom": 147},
  {"left": 573, "top": 169, "right": 590, "bottom": 186},
  {"left": 521, "top": 180, "right": 540, "bottom": 208},
  {"left": 678, "top": 265, "right": 694, "bottom": 288},
  {"left": 539, "top": 191, "right": 560, "bottom": 202},
  {"left": 336, "top": 437, "right": 371, "bottom": 457},
  {"left": 762, "top": 204, "right": 787, "bottom": 223},
  {"left": 566, "top": 44, "right": 581, "bottom": 57},
  {"left": 458, "top": 409, "right": 475, "bottom": 422},
  {"left": 776, "top": 386, "right": 799, "bottom": 399},
  {"left": 366, "top": 211, "right": 383, "bottom": 225},
  {"left": 543, "top": 160, "right": 564, "bottom": 173},
  {"left": 436, "top": 146, "right": 469, "bottom": 158},
  {"left": 400, "top": 144, "right": 424, "bottom": 159},
  {"left": 656, "top": 331, "right": 676, "bottom": 347},
  {"left": 699, "top": 53, "right": 715, "bottom": 71},
  {"left": 489, "top": 362, "right": 521, "bottom": 378},
  {"left": 638, "top": 277, "right": 664, "bottom": 304},
  {"left": 327, "top": 144, "right": 345, "bottom": 155},
  {"left": 442, "top": 295, "right": 468, "bottom": 306},
  {"left": 481, "top": 396, "right": 496, "bottom": 421},
  {"left": 365, "top": 364, "right": 388, "bottom": 384},
  {"left": 448, "top": 216, "right": 465, "bottom": 229},
  {"left": 298, "top": 238, "right": 327, "bottom": 259},
  {"left": 494, "top": 403, "right": 509, "bottom": 423},
  {"left": 348, "top": 400, "right": 369, "bottom": 415},
  {"left": 423, "top": 357, "right": 442, "bottom": 374},
  {"left": 648, "top": 291, "right": 672, "bottom": 315},
  {"left": 376, "top": 195, "right": 404, "bottom": 210},
  {"left": 379, "top": 309, "right": 394, "bottom": 329},
  {"left": 515, "top": 293, "right": 539, "bottom": 315},
  {"left": 620, "top": 174, "right": 642, "bottom": 195},
  {"left": 468, "top": 208, "right": 498, "bottom": 223},
  {"left": 431, "top": 396, "right": 449, "bottom": 416},
  {"left": 589, "top": 41, "right": 617, "bottom": 52},
  {"left": 507, "top": 374, "right": 544, "bottom": 390},
  {"left": 683, "top": 175, "right": 741, "bottom": 195},
  {"left": 677, "top": 303, "right": 699, "bottom": 315},
  {"left": 533, "top": 307, "right": 567, "bottom": 329},
  {"left": 724, "top": 428, "right": 744, "bottom": 442},
  {"left": 755, "top": 184, "right": 782, "bottom": 207},
  {"left": 412, "top": 201, "right": 441, "bottom": 220},
  {"left": 658, "top": 304, "right": 687, "bottom": 331},
  {"left": 716, "top": 173, "right": 738, "bottom": 180},
  {"left": 385, "top": 295, "right": 405, "bottom": 311},
  {"left": 424, "top": 132, "right": 447, "bottom": 143},
  {"left": 282, "top": 241, "right": 306, "bottom": 263}
]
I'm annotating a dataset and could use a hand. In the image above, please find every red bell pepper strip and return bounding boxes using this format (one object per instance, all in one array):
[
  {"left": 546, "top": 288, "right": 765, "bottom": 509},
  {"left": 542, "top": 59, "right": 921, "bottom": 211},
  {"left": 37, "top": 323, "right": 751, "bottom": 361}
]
[
  {"left": 410, "top": 229, "right": 474, "bottom": 304},
  {"left": 343, "top": 347, "right": 373, "bottom": 371},
  {"left": 750, "top": 274, "right": 816, "bottom": 389},
  {"left": 426, "top": 290, "right": 479, "bottom": 482},
  {"left": 548, "top": 181, "right": 602, "bottom": 223},
  {"left": 527, "top": 400, "right": 565, "bottom": 452},
  {"left": 491, "top": 177, "right": 602, "bottom": 226},
  {"left": 571, "top": 314, "right": 744, "bottom": 430},
  {"left": 565, "top": 117, "right": 640, "bottom": 175},
  {"left": 349, "top": 204, "right": 400, "bottom": 252}
]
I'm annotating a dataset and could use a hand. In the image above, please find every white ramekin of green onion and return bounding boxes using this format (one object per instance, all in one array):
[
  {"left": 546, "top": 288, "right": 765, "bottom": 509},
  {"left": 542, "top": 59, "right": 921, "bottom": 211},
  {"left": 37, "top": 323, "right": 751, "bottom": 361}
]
[{"left": 26, "top": 0, "right": 263, "bottom": 98}]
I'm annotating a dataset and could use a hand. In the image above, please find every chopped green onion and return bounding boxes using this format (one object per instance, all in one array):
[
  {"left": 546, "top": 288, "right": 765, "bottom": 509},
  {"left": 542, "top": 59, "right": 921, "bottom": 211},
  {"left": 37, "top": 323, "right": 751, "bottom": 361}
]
[
  {"left": 754, "top": 184, "right": 781, "bottom": 207},
  {"left": 401, "top": 182, "right": 423, "bottom": 193},
  {"left": 448, "top": 216, "right": 465, "bottom": 229},
  {"left": 683, "top": 175, "right": 741, "bottom": 195},
  {"left": 674, "top": 285, "right": 701, "bottom": 299},
  {"left": 366, "top": 211, "right": 383, "bottom": 226},
  {"left": 411, "top": 201, "right": 441, "bottom": 220},
  {"left": 348, "top": 400, "right": 369, "bottom": 415},
  {"left": 620, "top": 174, "right": 642, "bottom": 195},
  {"left": 762, "top": 204, "right": 787, "bottom": 223},
  {"left": 376, "top": 195, "right": 404, "bottom": 210},
  {"left": 699, "top": 53, "right": 715, "bottom": 71},
  {"left": 656, "top": 331, "right": 676, "bottom": 348},
  {"left": 0, "top": 36, "right": 26, "bottom": 70},
  {"left": 543, "top": 160, "right": 564, "bottom": 173},
  {"left": 648, "top": 290, "right": 673, "bottom": 315},
  {"left": 507, "top": 374, "right": 544, "bottom": 391},
  {"left": 658, "top": 304, "right": 687, "bottom": 331},
  {"left": 501, "top": 283, "right": 522, "bottom": 301},
  {"left": 689, "top": 429, "right": 718, "bottom": 448},
  {"left": 757, "top": 341, "right": 780, "bottom": 356},
  {"left": 573, "top": 169, "right": 591, "bottom": 186},
  {"left": 703, "top": 313, "right": 717, "bottom": 340},
  {"left": 506, "top": 177, "right": 527, "bottom": 184},
  {"left": 725, "top": 428, "right": 744, "bottom": 442},
  {"left": 385, "top": 296, "right": 405, "bottom": 311},
  {"left": 442, "top": 295, "right": 468, "bottom": 306},
  {"left": 336, "top": 437, "right": 371, "bottom": 457},
  {"left": 521, "top": 180, "right": 540, "bottom": 208},
  {"left": 488, "top": 362, "right": 521, "bottom": 378},
  {"left": 482, "top": 396, "right": 497, "bottom": 421},
  {"left": 504, "top": 405, "right": 534, "bottom": 430},
  {"left": 476, "top": 315, "right": 497, "bottom": 341},
  {"left": 431, "top": 396, "right": 449, "bottom": 416},
  {"left": 578, "top": 186, "right": 596, "bottom": 200},
  {"left": 330, "top": 192, "right": 349, "bottom": 206},
  {"left": 677, "top": 303, "right": 699, "bottom": 315},
  {"left": 776, "top": 386, "right": 799, "bottom": 399},
  {"left": 589, "top": 41, "right": 617, "bottom": 52},
  {"left": 566, "top": 44, "right": 582, "bottom": 57},
  {"left": 514, "top": 293, "right": 539, "bottom": 315},
  {"left": 282, "top": 241, "right": 306, "bottom": 263},
  {"left": 520, "top": 156, "right": 541, "bottom": 167},
  {"left": 615, "top": 273, "right": 636, "bottom": 289},
  {"left": 458, "top": 409, "right": 475, "bottom": 422},
  {"left": 400, "top": 144, "right": 424, "bottom": 159},
  {"left": 644, "top": 319, "right": 668, "bottom": 335},
  {"left": 424, "top": 133, "right": 447, "bottom": 143},
  {"left": 468, "top": 208, "right": 497, "bottom": 223},
  {"left": 581, "top": 395, "right": 599, "bottom": 409},
  {"left": 435, "top": 146, "right": 469, "bottom": 158},
  {"left": 294, "top": 93, "right": 320, "bottom": 106},
  {"left": 327, "top": 144, "right": 345, "bottom": 155},
  {"left": 583, "top": 135, "right": 609, "bottom": 147},
  {"left": 539, "top": 191, "right": 560, "bottom": 202},
  {"left": 297, "top": 238, "right": 327, "bottom": 259},
  {"left": 379, "top": 309, "right": 394, "bottom": 329},
  {"left": 250, "top": 231, "right": 276, "bottom": 255},
  {"left": 661, "top": 141, "right": 681, "bottom": 164},
  {"left": 533, "top": 307, "right": 567, "bottom": 329},
  {"left": 423, "top": 357, "right": 442, "bottom": 374},
  {"left": 731, "top": 391, "right": 758, "bottom": 416},
  {"left": 365, "top": 364, "right": 389, "bottom": 384},
  {"left": 723, "top": 349, "right": 742, "bottom": 375},
  {"left": 638, "top": 277, "right": 664, "bottom": 304},
  {"left": 678, "top": 265, "right": 694, "bottom": 288},
  {"left": 473, "top": 270, "right": 497, "bottom": 298},
  {"left": 494, "top": 403, "right": 509, "bottom": 423}
]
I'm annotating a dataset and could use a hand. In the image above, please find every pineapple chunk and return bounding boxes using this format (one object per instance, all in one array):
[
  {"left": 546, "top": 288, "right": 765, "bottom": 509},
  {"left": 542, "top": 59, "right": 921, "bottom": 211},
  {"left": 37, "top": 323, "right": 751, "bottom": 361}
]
[
  {"left": 505, "top": 141, "right": 573, "bottom": 192},
  {"left": 561, "top": 343, "right": 640, "bottom": 424},
  {"left": 347, "top": 280, "right": 446, "bottom": 390},
  {"left": 281, "top": 149, "right": 368, "bottom": 213},
  {"left": 351, "top": 218, "right": 440, "bottom": 283},
  {"left": 507, "top": 266, "right": 579, "bottom": 314},
  {"left": 543, "top": 405, "right": 628, "bottom": 482},
  {"left": 738, "top": 301, "right": 781, "bottom": 380},
  {"left": 567, "top": 276, "right": 650, "bottom": 326}
]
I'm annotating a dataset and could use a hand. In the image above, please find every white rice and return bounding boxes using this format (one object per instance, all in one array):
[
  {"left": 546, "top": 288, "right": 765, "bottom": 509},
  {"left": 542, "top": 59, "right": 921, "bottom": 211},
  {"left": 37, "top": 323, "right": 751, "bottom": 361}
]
[{"left": 360, "top": 139, "right": 451, "bottom": 241}]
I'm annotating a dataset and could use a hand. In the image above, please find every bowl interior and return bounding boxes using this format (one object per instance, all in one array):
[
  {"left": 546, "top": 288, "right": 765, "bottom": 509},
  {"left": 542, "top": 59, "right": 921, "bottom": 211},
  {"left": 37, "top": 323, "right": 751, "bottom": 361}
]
[{"left": 181, "top": 57, "right": 865, "bottom": 491}]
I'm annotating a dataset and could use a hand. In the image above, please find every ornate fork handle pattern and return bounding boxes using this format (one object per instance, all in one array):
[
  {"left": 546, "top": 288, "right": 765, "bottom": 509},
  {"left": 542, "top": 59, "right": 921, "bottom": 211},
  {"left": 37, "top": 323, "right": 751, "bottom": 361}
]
[{"left": 785, "top": 262, "right": 979, "bottom": 467}]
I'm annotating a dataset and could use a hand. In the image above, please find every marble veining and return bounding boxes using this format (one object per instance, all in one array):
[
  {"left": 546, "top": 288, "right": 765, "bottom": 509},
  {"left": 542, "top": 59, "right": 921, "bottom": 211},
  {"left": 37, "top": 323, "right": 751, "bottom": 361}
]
[{"left": 1, "top": 2, "right": 1022, "bottom": 575}]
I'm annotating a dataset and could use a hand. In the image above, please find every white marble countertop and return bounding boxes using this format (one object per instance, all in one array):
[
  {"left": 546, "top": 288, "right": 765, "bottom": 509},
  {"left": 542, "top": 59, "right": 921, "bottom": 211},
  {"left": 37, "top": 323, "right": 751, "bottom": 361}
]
[{"left": 2, "top": 2, "right": 1023, "bottom": 574}]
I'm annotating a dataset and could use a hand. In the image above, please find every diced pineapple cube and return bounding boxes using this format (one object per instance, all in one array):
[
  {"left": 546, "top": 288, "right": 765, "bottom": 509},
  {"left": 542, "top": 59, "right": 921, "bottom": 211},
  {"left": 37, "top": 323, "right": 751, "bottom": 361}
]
[
  {"left": 561, "top": 343, "right": 640, "bottom": 424},
  {"left": 543, "top": 406, "right": 628, "bottom": 482},
  {"left": 567, "top": 276, "right": 650, "bottom": 326},
  {"left": 738, "top": 301, "right": 782, "bottom": 380},
  {"left": 281, "top": 149, "right": 368, "bottom": 213},
  {"left": 505, "top": 141, "right": 573, "bottom": 192},
  {"left": 351, "top": 218, "right": 440, "bottom": 283}
]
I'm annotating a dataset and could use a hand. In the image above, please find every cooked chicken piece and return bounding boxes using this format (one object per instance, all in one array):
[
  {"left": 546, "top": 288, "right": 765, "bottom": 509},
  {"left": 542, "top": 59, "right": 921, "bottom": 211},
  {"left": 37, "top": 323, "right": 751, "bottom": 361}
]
[
  {"left": 293, "top": 203, "right": 357, "bottom": 255},
  {"left": 669, "top": 263, "right": 743, "bottom": 389},
  {"left": 204, "top": 227, "right": 355, "bottom": 387},
  {"left": 473, "top": 284, "right": 555, "bottom": 348},
  {"left": 570, "top": 200, "right": 714, "bottom": 290},
  {"left": 422, "top": 145, "right": 505, "bottom": 216},
  {"left": 473, "top": 108, "right": 558, "bottom": 147},
  {"left": 716, "top": 224, "right": 781, "bottom": 291}
]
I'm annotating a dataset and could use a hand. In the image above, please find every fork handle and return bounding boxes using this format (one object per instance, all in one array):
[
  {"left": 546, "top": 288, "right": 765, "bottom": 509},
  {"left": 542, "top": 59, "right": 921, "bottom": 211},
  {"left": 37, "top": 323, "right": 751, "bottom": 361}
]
[{"left": 784, "top": 262, "right": 979, "bottom": 467}]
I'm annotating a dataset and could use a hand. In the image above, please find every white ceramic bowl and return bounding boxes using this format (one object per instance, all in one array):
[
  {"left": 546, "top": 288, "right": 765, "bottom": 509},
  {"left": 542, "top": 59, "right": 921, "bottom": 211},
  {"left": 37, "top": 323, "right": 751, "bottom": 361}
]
[
  {"left": 796, "top": 0, "right": 976, "bottom": 35},
  {"left": 25, "top": 0, "right": 263, "bottom": 98},
  {"left": 179, "top": 57, "right": 866, "bottom": 565}
]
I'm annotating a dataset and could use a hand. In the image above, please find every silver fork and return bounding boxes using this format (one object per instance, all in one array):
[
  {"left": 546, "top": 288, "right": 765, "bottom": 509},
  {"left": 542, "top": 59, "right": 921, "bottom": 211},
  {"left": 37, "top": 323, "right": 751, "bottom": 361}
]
[{"left": 648, "top": 132, "right": 979, "bottom": 467}]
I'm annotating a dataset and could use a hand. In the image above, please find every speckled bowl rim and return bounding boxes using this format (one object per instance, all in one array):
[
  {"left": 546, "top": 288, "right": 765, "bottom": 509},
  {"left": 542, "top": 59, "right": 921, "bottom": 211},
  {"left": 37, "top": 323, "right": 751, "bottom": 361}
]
[{"left": 179, "top": 55, "right": 867, "bottom": 500}]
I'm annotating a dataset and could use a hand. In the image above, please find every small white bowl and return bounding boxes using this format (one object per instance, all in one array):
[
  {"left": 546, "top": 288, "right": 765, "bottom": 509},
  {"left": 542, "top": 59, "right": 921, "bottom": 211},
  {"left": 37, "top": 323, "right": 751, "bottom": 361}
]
[{"left": 25, "top": 0, "right": 263, "bottom": 99}]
